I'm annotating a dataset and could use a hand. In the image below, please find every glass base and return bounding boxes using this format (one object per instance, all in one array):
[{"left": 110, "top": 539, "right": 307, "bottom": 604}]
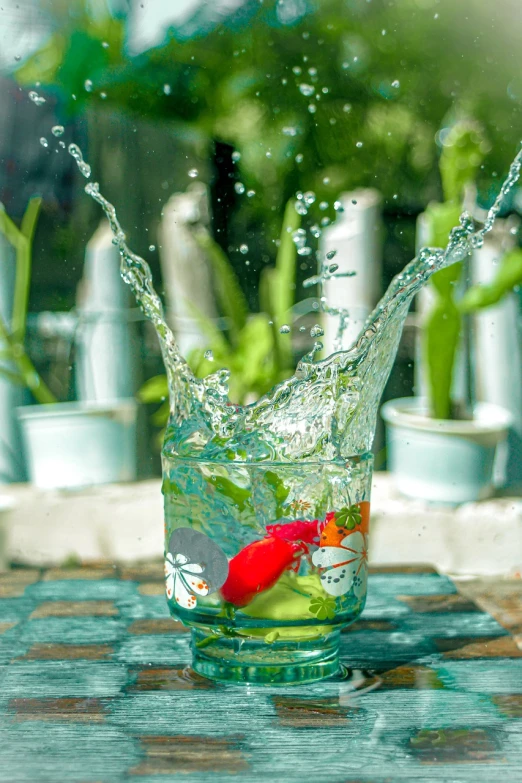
[{"left": 191, "top": 627, "right": 341, "bottom": 685}]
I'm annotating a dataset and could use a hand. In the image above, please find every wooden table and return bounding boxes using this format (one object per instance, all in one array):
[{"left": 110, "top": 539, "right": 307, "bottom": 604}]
[{"left": 1, "top": 563, "right": 521, "bottom": 782}]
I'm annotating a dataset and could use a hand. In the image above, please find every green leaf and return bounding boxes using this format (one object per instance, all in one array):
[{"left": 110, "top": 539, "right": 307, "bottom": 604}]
[
  {"left": 13, "top": 197, "right": 41, "bottom": 340},
  {"left": 423, "top": 202, "right": 463, "bottom": 252},
  {"left": 439, "top": 120, "right": 489, "bottom": 204},
  {"left": 460, "top": 248, "right": 522, "bottom": 312},
  {"left": 265, "top": 469, "right": 290, "bottom": 516},
  {"left": 422, "top": 202, "right": 465, "bottom": 420},
  {"left": 210, "top": 475, "right": 252, "bottom": 511},
  {"left": 272, "top": 198, "right": 300, "bottom": 322},
  {"left": 194, "top": 230, "right": 248, "bottom": 345},
  {"left": 138, "top": 374, "right": 168, "bottom": 404},
  {"left": 424, "top": 298, "right": 461, "bottom": 419}
]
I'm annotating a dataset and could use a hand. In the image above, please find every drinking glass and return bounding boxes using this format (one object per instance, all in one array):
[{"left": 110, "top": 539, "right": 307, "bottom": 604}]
[{"left": 163, "top": 452, "right": 373, "bottom": 684}]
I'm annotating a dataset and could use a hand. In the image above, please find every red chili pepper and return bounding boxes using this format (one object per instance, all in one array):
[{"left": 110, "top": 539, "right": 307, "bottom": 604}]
[
  {"left": 266, "top": 518, "right": 323, "bottom": 546},
  {"left": 220, "top": 536, "right": 306, "bottom": 607}
]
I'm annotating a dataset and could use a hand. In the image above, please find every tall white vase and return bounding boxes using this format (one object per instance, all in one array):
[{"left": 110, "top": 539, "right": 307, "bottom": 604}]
[
  {"left": 321, "top": 189, "right": 382, "bottom": 354},
  {"left": 472, "top": 226, "right": 522, "bottom": 489},
  {"left": 157, "top": 183, "right": 218, "bottom": 356},
  {"left": 75, "top": 220, "right": 139, "bottom": 402},
  {"left": 0, "top": 226, "right": 26, "bottom": 483}
]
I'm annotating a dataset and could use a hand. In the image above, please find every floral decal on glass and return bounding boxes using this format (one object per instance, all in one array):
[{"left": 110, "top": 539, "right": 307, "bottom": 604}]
[
  {"left": 165, "top": 552, "right": 210, "bottom": 610},
  {"left": 166, "top": 527, "right": 229, "bottom": 612},
  {"left": 312, "top": 530, "right": 368, "bottom": 600}
]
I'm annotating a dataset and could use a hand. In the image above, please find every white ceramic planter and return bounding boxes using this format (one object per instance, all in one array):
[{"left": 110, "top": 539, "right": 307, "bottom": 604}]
[
  {"left": 381, "top": 397, "right": 511, "bottom": 505},
  {"left": 18, "top": 400, "right": 138, "bottom": 490}
]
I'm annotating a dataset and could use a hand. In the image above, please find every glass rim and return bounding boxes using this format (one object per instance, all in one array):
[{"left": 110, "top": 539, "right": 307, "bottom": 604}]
[{"left": 161, "top": 451, "right": 374, "bottom": 467}]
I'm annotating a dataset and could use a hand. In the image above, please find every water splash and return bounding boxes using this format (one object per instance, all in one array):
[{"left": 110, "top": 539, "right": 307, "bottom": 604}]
[
  {"left": 68, "top": 144, "right": 91, "bottom": 178},
  {"left": 70, "top": 143, "right": 522, "bottom": 464}
]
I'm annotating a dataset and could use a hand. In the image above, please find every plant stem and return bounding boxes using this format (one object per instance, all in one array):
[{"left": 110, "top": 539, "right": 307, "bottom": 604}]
[{"left": 0, "top": 315, "right": 57, "bottom": 404}]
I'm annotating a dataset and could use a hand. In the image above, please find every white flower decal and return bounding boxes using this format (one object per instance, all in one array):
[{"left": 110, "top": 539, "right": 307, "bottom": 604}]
[
  {"left": 312, "top": 531, "right": 368, "bottom": 599},
  {"left": 165, "top": 552, "right": 209, "bottom": 610}
]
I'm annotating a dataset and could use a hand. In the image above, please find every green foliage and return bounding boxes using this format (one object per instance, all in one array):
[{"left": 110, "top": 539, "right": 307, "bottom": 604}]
[
  {"left": 0, "top": 199, "right": 58, "bottom": 404},
  {"left": 14, "top": 0, "right": 522, "bottom": 251},
  {"left": 264, "top": 470, "right": 290, "bottom": 518},
  {"left": 422, "top": 123, "right": 522, "bottom": 419},
  {"left": 423, "top": 121, "right": 488, "bottom": 420},
  {"left": 460, "top": 248, "right": 522, "bottom": 311},
  {"left": 439, "top": 121, "right": 490, "bottom": 203}
]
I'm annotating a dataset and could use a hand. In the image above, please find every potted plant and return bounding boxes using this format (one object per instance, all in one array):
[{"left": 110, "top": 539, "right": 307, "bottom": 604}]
[
  {"left": 381, "top": 121, "right": 521, "bottom": 504},
  {"left": 0, "top": 199, "right": 137, "bottom": 490}
]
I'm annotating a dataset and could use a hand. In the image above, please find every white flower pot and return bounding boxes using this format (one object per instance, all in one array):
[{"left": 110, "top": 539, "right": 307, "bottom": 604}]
[
  {"left": 381, "top": 397, "right": 511, "bottom": 505},
  {"left": 18, "top": 400, "right": 138, "bottom": 490}
]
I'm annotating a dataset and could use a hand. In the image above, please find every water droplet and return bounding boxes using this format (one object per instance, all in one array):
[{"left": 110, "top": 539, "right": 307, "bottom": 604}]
[
  {"left": 310, "top": 224, "right": 322, "bottom": 238},
  {"left": 279, "top": 324, "right": 291, "bottom": 334},
  {"left": 322, "top": 177, "right": 330, "bottom": 185},
  {"left": 14, "top": 54, "right": 21, "bottom": 62},
  {"left": 294, "top": 200, "right": 308, "bottom": 216},
  {"left": 39, "top": 137, "right": 49, "bottom": 148},
  {"left": 328, "top": 263, "right": 339, "bottom": 273},
  {"left": 292, "top": 66, "right": 302, "bottom": 75},
  {"left": 343, "top": 103, "right": 352, "bottom": 113},
  {"left": 334, "top": 201, "right": 344, "bottom": 212},
  {"left": 304, "top": 191, "right": 316, "bottom": 205},
  {"left": 295, "top": 153, "right": 304, "bottom": 163},
  {"left": 510, "top": 226, "right": 518, "bottom": 235},
  {"left": 100, "top": 92, "right": 107, "bottom": 100},
  {"left": 58, "top": 141, "right": 66, "bottom": 148},
  {"left": 322, "top": 86, "right": 329, "bottom": 94},
  {"left": 232, "top": 151, "right": 241, "bottom": 163},
  {"left": 204, "top": 350, "right": 214, "bottom": 361},
  {"left": 163, "top": 84, "right": 171, "bottom": 95},
  {"left": 265, "top": 150, "right": 272, "bottom": 158},
  {"left": 188, "top": 168, "right": 198, "bottom": 178},
  {"left": 102, "top": 41, "right": 109, "bottom": 49},
  {"left": 434, "top": 12, "right": 439, "bottom": 19},
  {"left": 84, "top": 79, "right": 93, "bottom": 92},
  {"left": 299, "top": 83, "right": 315, "bottom": 97},
  {"left": 299, "top": 325, "right": 306, "bottom": 332},
  {"left": 297, "top": 246, "right": 312, "bottom": 256},
  {"left": 392, "top": 193, "right": 398, "bottom": 200},
  {"left": 308, "top": 103, "right": 317, "bottom": 114},
  {"left": 292, "top": 228, "right": 307, "bottom": 247},
  {"left": 51, "top": 125, "right": 64, "bottom": 137},
  {"left": 319, "top": 201, "right": 329, "bottom": 210},
  {"left": 381, "top": 28, "right": 387, "bottom": 35},
  {"left": 355, "top": 141, "right": 363, "bottom": 148},
  {"left": 28, "top": 91, "right": 46, "bottom": 106},
  {"left": 310, "top": 324, "right": 324, "bottom": 338},
  {"left": 247, "top": 189, "right": 256, "bottom": 198},
  {"left": 351, "top": 199, "right": 358, "bottom": 205},
  {"left": 234, "top": 182, "right": 245, "bottom": 194},
  {"left": 149, "top": 244, "right": 156, "bottom": 252},
  {"left": 321, "top": 216, "right": 331, "bottom": 226},
  {"left": 326, "top": 250, "right": 337, "bottom": 260},
  {"left": 391, "top": 80, "right": 400, "bottom": 89},
  {"left": 68, "top": 143, "right": 91, "bottom": 178},
  {"left": 239, "top": 244, "right": 248, "bottom": 254},
  {"left": 282, "top": 126, "right": 298, "bottom": 136},
  {"left": 308, "top": 67, "right": 317, "bottom": 77}
]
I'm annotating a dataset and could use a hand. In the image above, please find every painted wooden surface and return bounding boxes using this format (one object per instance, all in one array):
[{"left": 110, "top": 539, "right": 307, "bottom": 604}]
[{"left": 0, "top": 563, "right": 521, "bottom": 782}]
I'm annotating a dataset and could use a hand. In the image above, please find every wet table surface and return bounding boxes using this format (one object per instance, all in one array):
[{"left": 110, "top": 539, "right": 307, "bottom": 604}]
[{"left": 0, "top": 563, "right": 521, "bottom": 783}]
